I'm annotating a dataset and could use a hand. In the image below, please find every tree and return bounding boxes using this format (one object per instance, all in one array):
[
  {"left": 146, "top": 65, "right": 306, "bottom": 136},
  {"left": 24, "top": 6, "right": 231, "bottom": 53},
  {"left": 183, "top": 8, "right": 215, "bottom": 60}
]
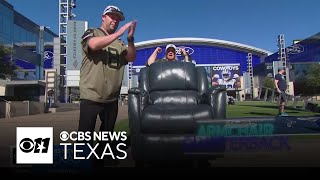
[
  {"left": 294, "top": 64, "right": 320, "bottom": 95},
  {"left": 262, "top": 76, "right": 275, "bottom": 89},
  {"left": 305, "top": 64, "right": 320, "bottom": 94},
  {"left": 0, "top": 45, "right": 17, "bottom": 79},
  {"left": 306, "top": 64, "right": 320, "bottom": 87}
]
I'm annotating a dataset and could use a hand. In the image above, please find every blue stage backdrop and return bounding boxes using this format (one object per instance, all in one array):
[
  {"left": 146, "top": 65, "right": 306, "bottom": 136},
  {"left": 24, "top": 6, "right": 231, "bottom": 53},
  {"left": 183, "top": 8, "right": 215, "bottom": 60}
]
[{"left": 134, "top": 44, "right": 261, "bottom": 76}]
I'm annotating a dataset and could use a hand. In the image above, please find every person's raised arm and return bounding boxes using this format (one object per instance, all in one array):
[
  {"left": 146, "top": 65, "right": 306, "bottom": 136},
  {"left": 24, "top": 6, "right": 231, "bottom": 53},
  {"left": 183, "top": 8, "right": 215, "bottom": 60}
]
[
  {"left": 146, "top": 47, "right": 162, "bottom": 66},
  {"left": 181, "top": 48, "right": 189, "bottom": 62},
  {"left": 87, "top": 21, "right": 133, "bottom": 51},
  {"left": 125, "top": 21, "right": 137, "bottom": 62}
]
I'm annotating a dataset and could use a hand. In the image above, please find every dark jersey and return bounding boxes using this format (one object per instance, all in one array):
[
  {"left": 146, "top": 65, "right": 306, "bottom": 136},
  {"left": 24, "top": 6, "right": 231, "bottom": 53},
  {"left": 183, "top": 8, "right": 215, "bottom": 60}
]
[{"left": 275, "top": 73, "right": 287, "bottom": 91}]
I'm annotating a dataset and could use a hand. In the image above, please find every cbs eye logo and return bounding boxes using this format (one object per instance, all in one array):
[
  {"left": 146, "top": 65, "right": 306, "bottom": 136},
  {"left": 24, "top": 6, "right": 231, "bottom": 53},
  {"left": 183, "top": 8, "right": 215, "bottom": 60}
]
[
  {"left": 16, "top": 127, "right": 53, "bottom": 164},
  {"left": 19, "top": 138, "right": 50, "bottom": 153}
]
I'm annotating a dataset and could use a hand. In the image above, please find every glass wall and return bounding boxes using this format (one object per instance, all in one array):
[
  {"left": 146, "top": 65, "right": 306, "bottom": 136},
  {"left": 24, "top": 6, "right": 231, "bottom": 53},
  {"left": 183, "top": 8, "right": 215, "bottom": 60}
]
[
  {"left": 44, "top": 31, "right": 54, "bottom": 43},
  {"left": 13, "top": 12, "right": 41, "bottom": 80},
  {"left": 0, "top": 1, "right": 58, "bottom": 81},
  {"left": 264, "top": 32, "right": 320, "bottom": 64},
  {"left": 13, "top": 24, "right": 37, "bottom": 47},
  {"left": 43, "top": 29, "right": 55, "bottom": 69},
  {"left": 0, "top": 2, "right": 14, "bottom": 81},
  {"left": 0, "top": 1, "right": 14, "bottom": 48},
  {"left": 291, "top": 63, "right": 314, "bottom": 80}
]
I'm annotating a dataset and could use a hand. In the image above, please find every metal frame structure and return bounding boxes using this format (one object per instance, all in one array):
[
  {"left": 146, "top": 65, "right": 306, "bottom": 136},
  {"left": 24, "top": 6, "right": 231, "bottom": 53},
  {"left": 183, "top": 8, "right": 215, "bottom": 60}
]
[
  {"left": 59, "top": 0, "right": 76, "bottom": 103},
  {"left": 277, "top": 34, "right": 290, "bottom": 86},
  {"left": 246, "top": 53, "right": 254, "bottom": 99},
  {"left": 128, "top": 62, "right": 133, "bottom": 90}
]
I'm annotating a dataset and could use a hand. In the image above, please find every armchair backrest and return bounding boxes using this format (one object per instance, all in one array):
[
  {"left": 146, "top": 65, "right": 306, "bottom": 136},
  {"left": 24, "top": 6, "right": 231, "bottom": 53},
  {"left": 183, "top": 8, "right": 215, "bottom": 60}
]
[{"left": 138, "top": 61, "right": 209, "bottom": 105}]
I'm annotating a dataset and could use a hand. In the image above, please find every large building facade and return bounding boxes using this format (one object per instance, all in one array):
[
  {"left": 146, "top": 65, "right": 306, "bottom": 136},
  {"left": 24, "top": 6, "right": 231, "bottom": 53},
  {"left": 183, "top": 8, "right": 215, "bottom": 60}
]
[
  {"left": 54, "top": 37, "right": 271, "bottom": 101},
  {"left": 3, "top": 0, "right": 319, "bottom": 101},
  {"left": 0, "top": 0, "right": 58, "bottom": 100},
  {"left": 259, "top": 32, "right": 320, "bottom": 95}
]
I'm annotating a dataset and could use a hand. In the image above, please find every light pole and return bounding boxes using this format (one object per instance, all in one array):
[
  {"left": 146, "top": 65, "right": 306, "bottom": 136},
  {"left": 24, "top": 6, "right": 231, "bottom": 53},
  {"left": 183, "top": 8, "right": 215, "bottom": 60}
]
[{"left": 38, "top": 26, "right": 44, "bottom": 80}]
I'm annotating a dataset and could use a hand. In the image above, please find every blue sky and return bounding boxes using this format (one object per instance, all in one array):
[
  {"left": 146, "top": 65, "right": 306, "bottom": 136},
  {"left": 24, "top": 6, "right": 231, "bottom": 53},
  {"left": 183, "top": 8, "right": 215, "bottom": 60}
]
[{"left": 6, "top": 0, "right": 320, "bottom": 52}]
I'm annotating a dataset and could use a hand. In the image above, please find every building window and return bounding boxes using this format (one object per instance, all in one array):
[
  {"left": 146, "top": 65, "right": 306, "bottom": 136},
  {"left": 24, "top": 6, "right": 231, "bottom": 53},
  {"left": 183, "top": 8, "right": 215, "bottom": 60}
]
[{"left": 2, "top": 15, "right": 11, "bottom": 35}]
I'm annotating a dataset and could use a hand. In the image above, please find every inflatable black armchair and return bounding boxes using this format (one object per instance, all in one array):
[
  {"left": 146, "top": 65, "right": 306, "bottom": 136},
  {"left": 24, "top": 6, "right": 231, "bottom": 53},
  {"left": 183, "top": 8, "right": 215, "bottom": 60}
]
[{"left": 128, "top": 61, "right": 226, "bottom": 163}]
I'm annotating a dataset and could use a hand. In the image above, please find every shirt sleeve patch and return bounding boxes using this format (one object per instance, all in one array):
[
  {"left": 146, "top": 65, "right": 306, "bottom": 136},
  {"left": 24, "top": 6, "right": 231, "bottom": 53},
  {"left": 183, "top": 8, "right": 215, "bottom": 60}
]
[{"left": 82, "top": 29, "right": 94, "bottom": 41}]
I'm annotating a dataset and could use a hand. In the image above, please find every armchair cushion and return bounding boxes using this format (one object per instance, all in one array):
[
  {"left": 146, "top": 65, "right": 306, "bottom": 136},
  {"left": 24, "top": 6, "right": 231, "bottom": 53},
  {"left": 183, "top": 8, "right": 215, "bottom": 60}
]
[
  {"left": 149, "top": 90, "right": 199, "bottom": 105},
  {"left": 149, "top": 62, "right": 198, "bottom": 91},
  {"left": 141, "top": 104, "right": 214, "bottom": 133}
]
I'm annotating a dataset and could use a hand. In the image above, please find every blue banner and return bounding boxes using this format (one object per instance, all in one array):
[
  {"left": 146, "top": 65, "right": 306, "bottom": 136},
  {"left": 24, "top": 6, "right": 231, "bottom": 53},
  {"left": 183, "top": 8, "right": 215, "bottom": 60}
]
[{"left": 134, "top": 44, "right": 261, "bottom": 75}]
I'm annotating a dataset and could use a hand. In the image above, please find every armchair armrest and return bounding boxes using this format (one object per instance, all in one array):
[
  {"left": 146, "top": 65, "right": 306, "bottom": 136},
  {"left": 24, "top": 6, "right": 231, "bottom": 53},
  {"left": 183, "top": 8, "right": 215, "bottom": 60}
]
[
  {"left": 202, "top": 85, "right": 227, "bottom": 119},
  {"left": 128, "top": 88, "right": 149, "bottom": 134},
  {"left": 128, "top": 88, "right": 148, "bottom": 96}
]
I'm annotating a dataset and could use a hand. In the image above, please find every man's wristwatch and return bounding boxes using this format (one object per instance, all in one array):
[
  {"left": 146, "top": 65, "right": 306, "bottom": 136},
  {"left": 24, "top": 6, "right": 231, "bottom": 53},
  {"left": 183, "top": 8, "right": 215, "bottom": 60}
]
[{"left": 127, "top": 37, "right": 134, "bottom": 43}]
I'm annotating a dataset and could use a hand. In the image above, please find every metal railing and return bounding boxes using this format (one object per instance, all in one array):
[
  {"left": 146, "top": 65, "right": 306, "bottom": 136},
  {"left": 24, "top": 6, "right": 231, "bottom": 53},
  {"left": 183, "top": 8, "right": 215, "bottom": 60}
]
[{"left": 256, "top": 85, "right": 318, "bottom": 111}]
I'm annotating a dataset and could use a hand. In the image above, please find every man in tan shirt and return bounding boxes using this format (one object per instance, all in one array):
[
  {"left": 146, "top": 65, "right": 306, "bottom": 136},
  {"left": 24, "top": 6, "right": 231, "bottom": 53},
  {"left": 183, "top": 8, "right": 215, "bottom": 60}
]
[{"left": 78, "top": 5, "right": 136, "bottom": 167}]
